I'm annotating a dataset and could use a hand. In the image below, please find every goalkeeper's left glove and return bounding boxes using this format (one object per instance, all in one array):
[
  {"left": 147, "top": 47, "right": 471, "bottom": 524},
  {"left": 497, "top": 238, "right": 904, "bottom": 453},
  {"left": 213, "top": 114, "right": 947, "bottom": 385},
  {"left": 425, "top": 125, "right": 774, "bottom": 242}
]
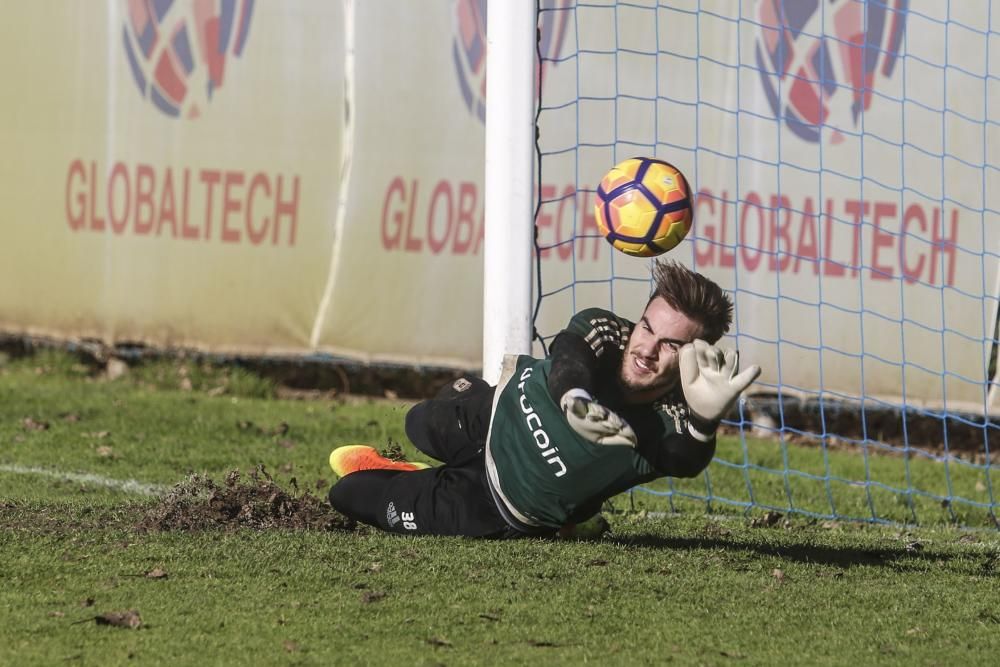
[
  {"left": 560, "top": 388, "right": 637, "bottom": 447},
  {"left": 679, "top": 339, "right": 761, "bottom": 438}
]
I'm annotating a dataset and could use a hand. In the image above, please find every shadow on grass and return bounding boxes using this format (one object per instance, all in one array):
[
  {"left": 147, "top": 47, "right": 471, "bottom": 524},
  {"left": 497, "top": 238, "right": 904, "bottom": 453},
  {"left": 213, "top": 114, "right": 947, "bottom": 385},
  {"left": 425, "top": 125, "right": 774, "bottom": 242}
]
[{"left": 611, "top": 533, "right": 997, "bottom": 575}]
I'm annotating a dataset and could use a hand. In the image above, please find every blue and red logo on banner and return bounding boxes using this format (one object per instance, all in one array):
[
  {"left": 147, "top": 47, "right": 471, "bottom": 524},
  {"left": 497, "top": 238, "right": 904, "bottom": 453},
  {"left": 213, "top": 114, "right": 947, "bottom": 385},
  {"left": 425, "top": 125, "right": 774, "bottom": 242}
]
[
  {"left": 122, "top": 0, "right": 255, "bottom": 119},
  {"left": 452, "top": 0, "right": 571, "bottom": 124},
  {"left": 755, "top": 0, "right": 908, "bottom": 144}
]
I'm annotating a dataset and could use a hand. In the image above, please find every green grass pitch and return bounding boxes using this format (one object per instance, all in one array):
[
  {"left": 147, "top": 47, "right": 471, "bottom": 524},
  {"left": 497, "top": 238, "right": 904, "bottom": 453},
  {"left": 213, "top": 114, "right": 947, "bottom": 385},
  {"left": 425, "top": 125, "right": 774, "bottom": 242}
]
[{"left": 1, "top": 350, "right": 998, "bottom": 665}]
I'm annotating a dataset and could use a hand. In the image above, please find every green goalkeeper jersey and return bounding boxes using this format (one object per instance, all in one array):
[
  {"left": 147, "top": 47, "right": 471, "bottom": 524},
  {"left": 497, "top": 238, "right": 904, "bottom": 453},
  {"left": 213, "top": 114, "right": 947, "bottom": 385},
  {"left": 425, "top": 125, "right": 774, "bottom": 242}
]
[{"left": 484, "top": 308, "right": 715, "bottom": 530}]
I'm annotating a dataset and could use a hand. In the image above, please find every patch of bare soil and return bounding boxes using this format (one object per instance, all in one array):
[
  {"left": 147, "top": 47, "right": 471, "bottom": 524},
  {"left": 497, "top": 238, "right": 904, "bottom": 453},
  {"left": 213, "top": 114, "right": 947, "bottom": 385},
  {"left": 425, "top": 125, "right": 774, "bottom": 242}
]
[{"left": 136, "top": 466, "right": 356, "bottom": 533}]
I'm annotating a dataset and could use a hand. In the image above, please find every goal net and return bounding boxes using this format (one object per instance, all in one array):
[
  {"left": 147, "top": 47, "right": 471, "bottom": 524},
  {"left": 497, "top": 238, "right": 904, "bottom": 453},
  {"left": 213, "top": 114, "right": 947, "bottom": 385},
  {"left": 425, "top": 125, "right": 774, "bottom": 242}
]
[{"left": 529, "top": 0, "right": 999, "bottom": 526}]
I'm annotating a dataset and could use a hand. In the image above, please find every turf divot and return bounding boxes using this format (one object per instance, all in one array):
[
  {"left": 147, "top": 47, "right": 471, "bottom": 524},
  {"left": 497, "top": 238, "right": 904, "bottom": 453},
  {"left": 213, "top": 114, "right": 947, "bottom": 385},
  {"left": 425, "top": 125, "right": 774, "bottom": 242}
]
[{"left": 136, "top": 466, "right": 355, "bottom": 533}]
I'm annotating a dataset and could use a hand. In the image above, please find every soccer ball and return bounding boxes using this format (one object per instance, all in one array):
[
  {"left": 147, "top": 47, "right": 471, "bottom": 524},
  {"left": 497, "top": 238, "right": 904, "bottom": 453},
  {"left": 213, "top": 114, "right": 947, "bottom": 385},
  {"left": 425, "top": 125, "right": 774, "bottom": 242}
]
[{"left": 594, "top": 157, "right": 693, "bottom": 257}]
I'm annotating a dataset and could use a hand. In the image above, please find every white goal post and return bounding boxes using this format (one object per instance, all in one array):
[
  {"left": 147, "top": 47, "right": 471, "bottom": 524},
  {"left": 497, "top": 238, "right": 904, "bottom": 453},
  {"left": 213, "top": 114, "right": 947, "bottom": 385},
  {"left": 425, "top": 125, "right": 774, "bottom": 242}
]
[{"left": 482, "top": 1, "right": 536, "bottom": 384}]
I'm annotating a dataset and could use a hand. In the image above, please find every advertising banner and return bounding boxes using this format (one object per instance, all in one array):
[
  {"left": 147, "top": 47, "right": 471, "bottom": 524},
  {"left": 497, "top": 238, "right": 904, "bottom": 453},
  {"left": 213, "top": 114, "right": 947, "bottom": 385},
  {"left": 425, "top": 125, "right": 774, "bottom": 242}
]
[
  {"left": 0, "top": 0, "right": 997, "bottom": 414},
  {"left": 309, "top": 0, "right": 488, "bottom": 368},
  {"left": 532, "top": 0, "right": 1000, "bottom": 414},
  {"left": 0, "top": 0, "right": 345, "bottom": 355}
]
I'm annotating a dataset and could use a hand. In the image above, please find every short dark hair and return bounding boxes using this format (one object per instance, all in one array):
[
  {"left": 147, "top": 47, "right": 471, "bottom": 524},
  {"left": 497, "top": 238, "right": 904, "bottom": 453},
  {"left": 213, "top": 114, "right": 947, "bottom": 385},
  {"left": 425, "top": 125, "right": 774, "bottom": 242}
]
[{"left": 650, "top": 259, "right": 733, "bottom": 343}]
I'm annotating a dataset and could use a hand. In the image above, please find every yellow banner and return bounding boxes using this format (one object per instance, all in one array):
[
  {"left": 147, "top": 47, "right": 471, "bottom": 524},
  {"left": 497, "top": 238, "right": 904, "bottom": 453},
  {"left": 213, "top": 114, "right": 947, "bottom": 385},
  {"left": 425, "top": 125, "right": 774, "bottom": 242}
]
[
  {"left": 0, "top": 1, "right": 344, "bottom": 354},
  {"left": 1, "top": 0, "right": 997, "bottom": 415},
  {"left": 309, "top": 1, "right": 488, "bottom": 367}
]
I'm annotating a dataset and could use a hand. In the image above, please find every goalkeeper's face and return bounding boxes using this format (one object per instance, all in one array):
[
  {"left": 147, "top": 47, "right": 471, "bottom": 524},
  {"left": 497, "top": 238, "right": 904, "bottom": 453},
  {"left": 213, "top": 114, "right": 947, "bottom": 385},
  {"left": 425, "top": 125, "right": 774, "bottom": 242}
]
[{"left": 619, "top": 296, "right": 702, "bottom": 400}]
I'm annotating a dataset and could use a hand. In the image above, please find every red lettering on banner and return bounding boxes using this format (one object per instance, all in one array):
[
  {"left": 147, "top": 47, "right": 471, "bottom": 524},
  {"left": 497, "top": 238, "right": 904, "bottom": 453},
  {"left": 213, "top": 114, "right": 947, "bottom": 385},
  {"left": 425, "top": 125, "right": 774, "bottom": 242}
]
[
  {"left": 454, "top": 182, "right": 477, "bottom": 254},
  {"left": 693, "top": 189, "right": 716, "bottom": 267},
  {"left": 427, "top": 181, "right": 451, "bottom": 254},
  {"left": 404, "top": 179, "right": 422, "bottom": 252},
  {"left": 718, "top": 195, "right": 736, "bottom": 268},
  {"left": 62, "top": 160, "right": 300, "bottom": 246},
  {"left": 66, "top": 160, "right": 86, "bottom": 230},
  {"left": 221, "top": 171, "right": 244, "bottom": 243},
  {"left": 381, "top": 177, "right": 406, "bottom": 250},
  {"left": 692, "top": 189, "right": 960, "bottom": 287},
  {"left": 579, "top": 189, "right": 602, "bottom": 262},
  {"left": 793, "top": 198, "right": 819, "bottom": 274},
  {"left": 768, "top": 195, "right": 792, "bottom": 272},
  {"left": 88, "top": 161, "right": 105, "bottom": 231},
  {"left": 273, "top": 175, "right": 299, "bottom": 246},
  {"left": 380, "top": 177, "right": 488, "bottom": 255},
  {"left": 158, "top": 169, "right": 179, "bottom": 238},
  {"left": 740, "top": 192, "right": 765, "bottom": 272},
  {"left": 246, "top": 172, "right": 270, "bottom": 245},
  {"left": 107, "top": 162, "right": 130, "bottom": 234},
  {"left": 134, "top": 164, "right": 155, "bottom": 235},
  {"left": 370, "top": 177, "right": 961, "bottom": 288},
  {"left": 375, "top": 178, "right": 626, "bottom": 260},
  {"left": 929, "top": 207, "right": 958, "bottom": 287},
  {"left": 822, "top": 198, "right": 845, "bottom": 277},
  {"left": 473, "top": 207, "right": 485, "bottom": 255},
  {"left": 844, "top": 199, "right": 868, "bottom": 277},
  {"left": 377, "top": 178, "right": 622, "bottom": 260},
  {"left": 554, "top": 185, "right": 574, "bottom": 261},
  {"left": 535, "top": 184, "right": 557, "bottom": 260},
  {"left": 870, "top": 202, "right": 895, "bottom": 280},
  {"left": 900, "top": 203, "right": 926, "bottom": 284},
  {"left": 200, "top": 169, "right": 221, "bottom": 241}
]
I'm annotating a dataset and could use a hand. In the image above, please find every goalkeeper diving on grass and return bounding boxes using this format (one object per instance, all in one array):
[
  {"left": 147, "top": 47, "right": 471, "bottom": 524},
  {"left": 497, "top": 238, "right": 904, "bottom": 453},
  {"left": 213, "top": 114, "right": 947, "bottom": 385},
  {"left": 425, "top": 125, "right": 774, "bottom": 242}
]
[{"left": 327, "top": 259, "right": 761, "bottom": 538}]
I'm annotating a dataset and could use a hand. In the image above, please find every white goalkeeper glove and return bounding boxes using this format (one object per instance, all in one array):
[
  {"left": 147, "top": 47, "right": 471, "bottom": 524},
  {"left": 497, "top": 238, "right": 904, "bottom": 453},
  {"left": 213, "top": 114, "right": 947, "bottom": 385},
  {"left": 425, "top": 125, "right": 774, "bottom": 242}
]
[
  {"left": 560, "top": 388, "right": 637, "bottom": 447},
  {"left": 679, "top": 339, "right": 761, "bottom": 438}
]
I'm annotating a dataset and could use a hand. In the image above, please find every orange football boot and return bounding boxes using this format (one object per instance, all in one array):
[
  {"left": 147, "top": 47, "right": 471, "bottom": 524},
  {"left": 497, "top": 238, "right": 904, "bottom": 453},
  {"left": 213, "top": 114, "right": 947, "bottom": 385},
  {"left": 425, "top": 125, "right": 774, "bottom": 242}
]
[{"left": 329, "top": 445, "right": 431, "bottom": 478}]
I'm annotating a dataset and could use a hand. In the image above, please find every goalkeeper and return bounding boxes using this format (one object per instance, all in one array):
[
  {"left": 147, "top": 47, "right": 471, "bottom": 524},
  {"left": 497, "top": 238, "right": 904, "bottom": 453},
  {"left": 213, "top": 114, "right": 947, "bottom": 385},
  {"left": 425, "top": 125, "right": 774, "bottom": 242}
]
[{"left": 327, "top": 259, "right": 761, "bottom": 538}]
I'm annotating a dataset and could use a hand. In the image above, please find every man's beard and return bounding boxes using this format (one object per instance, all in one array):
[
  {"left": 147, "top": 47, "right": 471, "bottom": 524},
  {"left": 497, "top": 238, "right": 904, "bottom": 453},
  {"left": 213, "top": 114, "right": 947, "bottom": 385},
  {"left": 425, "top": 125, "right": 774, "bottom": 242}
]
[{"left": 618, "top": 361, "right": 677, "bottom": 398}]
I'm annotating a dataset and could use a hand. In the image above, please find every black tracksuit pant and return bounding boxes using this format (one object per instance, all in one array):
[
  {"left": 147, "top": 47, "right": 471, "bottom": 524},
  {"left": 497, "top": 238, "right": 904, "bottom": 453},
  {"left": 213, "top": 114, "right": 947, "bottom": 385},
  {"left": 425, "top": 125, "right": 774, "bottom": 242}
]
[{"left": 328, "top": 376, "right": 536, "bottom": 538}]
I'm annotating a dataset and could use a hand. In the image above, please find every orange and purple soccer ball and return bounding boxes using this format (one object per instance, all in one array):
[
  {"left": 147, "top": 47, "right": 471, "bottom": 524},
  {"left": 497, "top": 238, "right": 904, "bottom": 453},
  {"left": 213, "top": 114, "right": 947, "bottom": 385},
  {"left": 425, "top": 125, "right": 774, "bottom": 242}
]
[{"left": 594, "top": 157, "right": 693, "bottom": 257}]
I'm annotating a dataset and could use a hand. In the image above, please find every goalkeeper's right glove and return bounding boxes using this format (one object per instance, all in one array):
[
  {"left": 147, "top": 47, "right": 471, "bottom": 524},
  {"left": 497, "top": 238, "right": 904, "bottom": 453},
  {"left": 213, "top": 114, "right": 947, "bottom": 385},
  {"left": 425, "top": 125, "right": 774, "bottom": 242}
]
[
  {"left": 560, "top": 388, "right": 637, "bottom": 447},
  {"left": 679, "top": 339, "right": 761, "bottom": 438}
]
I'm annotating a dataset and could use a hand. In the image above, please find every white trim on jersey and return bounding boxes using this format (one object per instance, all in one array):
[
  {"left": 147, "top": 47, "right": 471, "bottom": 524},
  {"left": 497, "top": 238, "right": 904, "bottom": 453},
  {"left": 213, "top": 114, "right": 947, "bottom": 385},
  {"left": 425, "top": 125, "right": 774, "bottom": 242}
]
[{"left": 483, "top": 354, "right": 544, "bottom": 529}]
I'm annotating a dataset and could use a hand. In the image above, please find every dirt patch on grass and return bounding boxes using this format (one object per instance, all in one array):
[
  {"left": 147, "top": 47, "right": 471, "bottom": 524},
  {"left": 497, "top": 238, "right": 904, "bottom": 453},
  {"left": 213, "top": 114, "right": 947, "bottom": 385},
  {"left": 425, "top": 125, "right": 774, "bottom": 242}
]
[
  {"left": 2, "top": 470, "right": 357, "bottom": 535},
  {"left": 136, "top": 466, "right": 356, "bottom": 533}
]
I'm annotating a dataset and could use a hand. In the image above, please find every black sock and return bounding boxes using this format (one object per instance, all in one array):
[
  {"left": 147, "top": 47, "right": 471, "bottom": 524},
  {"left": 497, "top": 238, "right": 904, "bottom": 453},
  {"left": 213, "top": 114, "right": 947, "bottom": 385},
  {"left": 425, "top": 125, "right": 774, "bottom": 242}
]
[{"left": 328, "top": 469, "right": 402, "bottom": 528}]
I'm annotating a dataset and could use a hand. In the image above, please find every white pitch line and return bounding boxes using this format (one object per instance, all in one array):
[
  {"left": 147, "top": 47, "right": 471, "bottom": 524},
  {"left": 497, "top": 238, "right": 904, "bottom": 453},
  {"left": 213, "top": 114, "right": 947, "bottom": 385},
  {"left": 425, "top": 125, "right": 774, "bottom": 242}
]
[{"left": 0, "top": 464, "right": 169, "bottom": 497}]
